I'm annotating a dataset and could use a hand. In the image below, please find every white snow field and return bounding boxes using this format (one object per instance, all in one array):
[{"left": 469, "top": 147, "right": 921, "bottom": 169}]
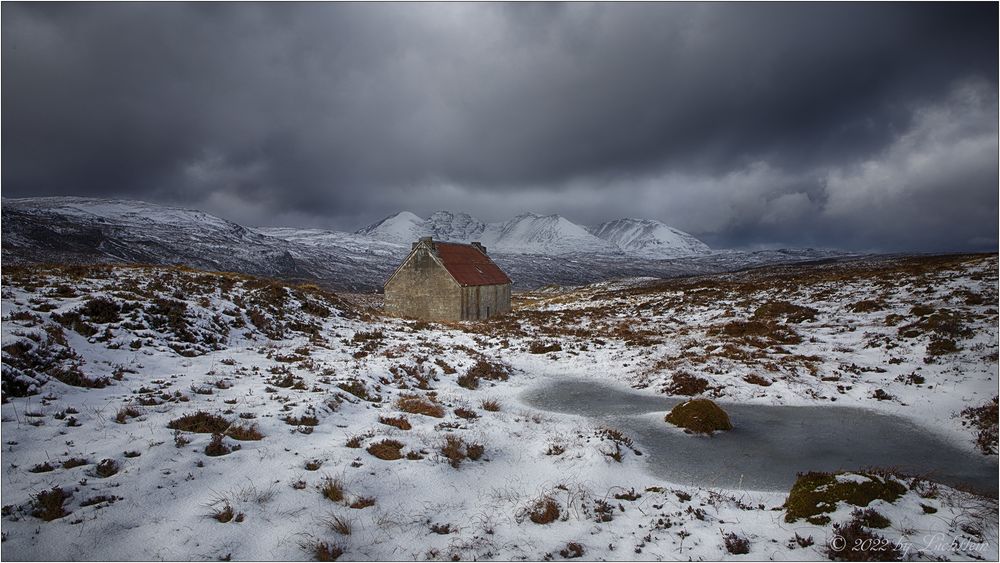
[{"left": 1, "top": 254, "right": 997, "bottom": 561}]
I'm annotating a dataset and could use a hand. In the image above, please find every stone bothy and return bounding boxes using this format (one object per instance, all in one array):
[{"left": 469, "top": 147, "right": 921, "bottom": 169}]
[{"left": 384, "top": 237, "right": 512, "bottom": 321}]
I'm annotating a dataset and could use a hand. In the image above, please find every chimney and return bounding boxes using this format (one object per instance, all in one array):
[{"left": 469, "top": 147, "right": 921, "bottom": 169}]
[
  {"left": 413, "top": 236, "right": 434, "bottom": 250},
  {"left": 471, "top": 241, "right": 487, "bottom": 255}
]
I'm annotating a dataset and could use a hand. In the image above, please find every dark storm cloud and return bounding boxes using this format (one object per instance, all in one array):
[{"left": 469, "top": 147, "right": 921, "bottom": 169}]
[{"left": 2, "top": 2, "right": 997, "bottom": 251}]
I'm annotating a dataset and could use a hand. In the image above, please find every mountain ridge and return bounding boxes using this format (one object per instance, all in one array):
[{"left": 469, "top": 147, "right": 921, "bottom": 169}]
[
  {"left": 2, "top": 196, "right": 850, "bottom": 291},
  {"left": 355, "top": 210, "right": 710, "bottom": 258}
]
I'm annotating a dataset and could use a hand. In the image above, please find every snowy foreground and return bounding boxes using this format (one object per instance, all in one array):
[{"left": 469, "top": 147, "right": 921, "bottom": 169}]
[{"left": 1, "top": 254, "right": 997, "bottom": 561}]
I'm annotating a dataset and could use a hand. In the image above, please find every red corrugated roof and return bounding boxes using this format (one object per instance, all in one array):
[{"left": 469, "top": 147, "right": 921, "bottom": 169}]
[{"left": 435, "top": 242, "right": 512, "bottom": 286}]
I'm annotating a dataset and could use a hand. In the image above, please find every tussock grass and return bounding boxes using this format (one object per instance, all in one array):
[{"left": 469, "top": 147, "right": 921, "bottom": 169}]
[
  {"left": 319, "top": 477, "right": 345, "bottom": 502},
  {"left": 378, "top": 415, "right": 411, "bottom": 430},
  {"left": 396, "top": 393, "right": 445, "bottom": 418},
  {"left": 366, "top": 439, "right": 404, "bottom": 461},
  {"left": 31, "top": 487, "right": 71, "bottom": 521},
  {"left": 528, "top": 495, "right": 560, "bottom": 524},
  {"left": 665, "top": 399, "right": 732, "bottom": 434}
]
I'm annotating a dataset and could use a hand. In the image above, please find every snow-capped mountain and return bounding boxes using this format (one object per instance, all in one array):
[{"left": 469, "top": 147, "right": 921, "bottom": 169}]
[
  {"left": 3, "top": 197, "right": 850, "bottom": 291},
  {"left": 588, "top": 218, "right": 712, "bottom": 259},
  {"left": 486, "top": 213, "right": 620, "bottom": 254},
  {"left": 354, "top": 211, "right": 427, "bottom": 243},
  {"left": 354, "top": 211, "right": 695, "bottom": 257}
]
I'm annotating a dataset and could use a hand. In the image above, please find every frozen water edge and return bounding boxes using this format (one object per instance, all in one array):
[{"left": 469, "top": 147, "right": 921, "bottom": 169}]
[{"left": 519, "top": 378, "right": 999, "bottom": 495}]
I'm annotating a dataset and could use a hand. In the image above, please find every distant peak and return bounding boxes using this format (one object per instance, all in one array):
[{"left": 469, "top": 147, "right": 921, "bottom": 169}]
[
  {"left": 387, "top": 211, "right": 423, "bottom": 222},
  {"left": 514, "top": 211, "right": 559, "bottom": 220}
]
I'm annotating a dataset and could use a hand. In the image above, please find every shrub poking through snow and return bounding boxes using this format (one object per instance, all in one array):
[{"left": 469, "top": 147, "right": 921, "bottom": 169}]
[
  {"left": 441, "top": 435, "right": 466, "bottom": 468},
  {"left": 753, "top": 301, "right": 818, "bottom": 323},
  {"left": 204, "top": 433, "right": 232, "bottom": 457},
  {"left": 528, "top": 495, "right": 560, "bottom": 524},
  {"left": 378, "top": 416, "right": 411, "bottom": 430},
  {"left": 457, "top": 372, "right": 479, "bottom": 390},
  {"left": 285, "top": 413, "right": 319, "bottom": 427},
  {"left": 961, "top": 396, "right": 998, "bottom": 454},
  {"left": 212, "top": 503, "right": 236, "bottom": 523},
  {"left": 826, "top": 516, "right": 902, "bottom": 561},
  {"left": 338, "top": 380, "right": 380, "bottom": 402},
  {"left": 367, "top": 439, "right": 404, "bottom": 461},
  {"left": 320, "top": 477, "right": 345, "bottom": 502},
  {"left": 309, "top": 541, "right": 345, "bottom": 562},
  {"left": 31, "top": 487, "right": 71, "bottom": 521},
  {"left": 528, "top": 340, "right": 562, "bottom": 354},
  {"left": 665, "top": 399, "right": 732, "bottom": 434},
  {"left": 168, "top": 411, "right": 230, "bottom": 434},
  {"left": 454, "top": 407, "right": 478, "bottom": 420},
  {"left": 439, "top": 435, "right": 485, "bottom": 468},
  {"left": 396, "top": 393, "right": 445, "bottom": 418},
  {"left": 29, "top": 462, "right": 55, "bottom": 473},
  {"left": 664, "top": 372, "right": 709, "bottom": 396},
  {"left": 167, "top": 412, "right": 263, "bottom": 440},
  {"left": 480, "top": 398, "right": 501, "bottom": 412},
  {"left": 349, "top": 496, "right": 375, "bottom": 509},
  {"left": 851, "top": 507, "right": 891, "bottom": 529},
  {"left": 597, "top": 427, "right": 639, "bottom": 462},
  {"left": 62, "top": 457, "right": 89, "bottom": 469},
  {"left": 326, "top": 514, "right": 352, "bottom": 535},
  {"left": 465, "top": 359, "right": 511, "bottom": 381},
  {"left": 723, "top": 532, "right": 751, "bottom": 555},
  {"left": 466, "top": 443, "right": 485, "bottom": 460},
  {"left": 95, "top": 458, "right": 120, "bottom": 478},
  {"left": 114, "top": 405, "right": 142, "bottom": 424},
  {"left": 743, "top": 373, "right": 772, "bottom": 386},
  {"left": 784, "top": 471, "right": 906, "bottom": 525},
  {"left": 560, "top": 542, "right": 585, "bottom": 558}
]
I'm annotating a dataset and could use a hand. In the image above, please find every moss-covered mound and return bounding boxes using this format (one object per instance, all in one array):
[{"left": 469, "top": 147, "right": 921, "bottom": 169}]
[
  {"left": 784, "top": 471, "right": 907, "bottom": 525},
  {"left": 664, "top": 399, "right": 732, "bottom": 434}
]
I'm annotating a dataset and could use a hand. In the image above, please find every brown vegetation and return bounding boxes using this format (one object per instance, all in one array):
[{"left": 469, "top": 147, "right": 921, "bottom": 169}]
[{"left": 665, "top": 399, "right": 732, "bottom": 434}]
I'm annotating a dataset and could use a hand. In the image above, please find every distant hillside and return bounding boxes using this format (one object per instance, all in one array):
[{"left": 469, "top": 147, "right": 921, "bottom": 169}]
[
  {"left": 355, "top": 210, "right": 707, "bottom": 257},
  {"left": 3, "top": 197, "right": 851, "bottom": 291}
]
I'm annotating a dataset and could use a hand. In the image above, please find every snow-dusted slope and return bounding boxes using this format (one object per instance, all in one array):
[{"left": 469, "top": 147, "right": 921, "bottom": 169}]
[
  {"left": 483, "top": 212, "right": 620, "bottom": 254},
  {"left": 1, "top": 197, "right": 307, "bottom": 278},
  {"left": 4, "top": 197, "right": 850, "bottom": 291},
  {"left": 354, "top": 211, "right": 426, "bottom": 243},
  {"left": 356, "top": 211, "right": 624, "bottom": 255},
  {"left": 588, "top": 218, "right": 711, "bottom": 258}
]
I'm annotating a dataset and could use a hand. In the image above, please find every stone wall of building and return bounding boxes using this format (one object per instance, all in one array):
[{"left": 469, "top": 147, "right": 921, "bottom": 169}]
[
  {"left": 384, "top": 246, "right": 463, "bottom": 321},
  {"left": 460, "top": 283, "right": 511, "bottom": 320}
]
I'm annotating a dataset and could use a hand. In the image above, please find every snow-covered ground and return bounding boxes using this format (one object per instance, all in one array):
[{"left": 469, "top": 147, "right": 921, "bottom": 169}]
[{"left": 1, "top": 254, "right": 997, "bottom": 561}]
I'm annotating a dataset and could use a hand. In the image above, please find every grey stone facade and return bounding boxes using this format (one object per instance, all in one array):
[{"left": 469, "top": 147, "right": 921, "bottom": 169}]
[{"left": 384, "top": 239, "right": 512, "bottom": 321}]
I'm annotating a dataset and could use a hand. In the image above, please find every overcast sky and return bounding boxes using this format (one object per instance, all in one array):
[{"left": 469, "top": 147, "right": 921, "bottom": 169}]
[{"left": 3, "top": 2, "right": 997, "bottom": 251}]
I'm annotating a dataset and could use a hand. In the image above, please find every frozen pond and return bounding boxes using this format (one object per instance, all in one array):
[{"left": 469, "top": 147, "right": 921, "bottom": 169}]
[{"left": 521, "top": 379, "right": 998, "bottom": 495}]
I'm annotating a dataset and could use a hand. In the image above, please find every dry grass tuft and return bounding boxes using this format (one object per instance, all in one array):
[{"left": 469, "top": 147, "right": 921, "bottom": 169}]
[
  {"left": 168, "top": 411, "right": 263, "bottom": 440},
  {"left": 325, "top": 514, "right": 352, "bottom": 535},
  {"left": 396, "top": 393, "right": 445, "bottom": 418},
  {"left": 961, "top": 396, "right": 999, "bottom": 454},
  {"left": 528, "top": 495, "right": 560, "bottom": 524},
  {"left": 664, "top": 372, "right": 709, "bottom": 396},
  {"left": 378, "top": 415, "right": 412, "bottom": 431},
  {"left": 31, "top": 487, "right": 72, "bottom": 521},
  {"left": 205, "top": 433, "right": 233, "bottom": 457},
  {"left": 95, "top": 458, "right": 120, "bottom": 478},
  {"left": 480, "top": 398, "right": 501, "bottom": 412},
  {"left": 367, "top": 439, "right": 404, "bottom": 461},
  {"left": 559, "top": 542, "right": 585, "bottom": 559},
  {"left": 349, "top": 496, "right": 376, "bottom": 509},
  {"left": 665, "top": 399, "right": 732, "bottom": 434},
  {"left": 319, "top": 477, "right": 345, "bottom": 502},
  {"left": 309, "top": 541, "right": 345, "bottom": 562},
  {"left": 114, "top": 405, "right": 142, "bottom": 424}
]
